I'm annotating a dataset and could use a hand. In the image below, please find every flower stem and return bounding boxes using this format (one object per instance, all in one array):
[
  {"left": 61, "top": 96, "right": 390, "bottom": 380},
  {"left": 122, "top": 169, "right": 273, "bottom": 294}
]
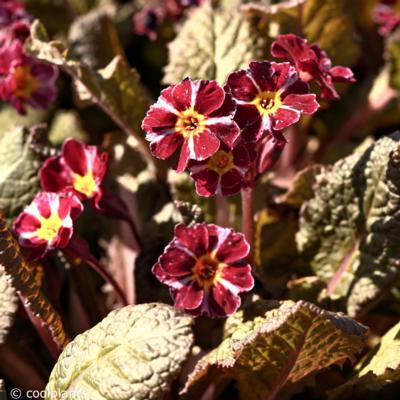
[
  {"left": 241, "top": 187, "right": 254, "bottom": 263},
  {"left": 215, "top": 196, "right": 230, "bottom": 227}
]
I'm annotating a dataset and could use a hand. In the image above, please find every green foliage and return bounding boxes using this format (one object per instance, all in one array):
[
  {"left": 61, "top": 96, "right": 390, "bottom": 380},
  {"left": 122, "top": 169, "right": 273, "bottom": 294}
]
[
  {"left": 297, "top": 133, "right": 400, "bottom": 316},
  {"left": 183, "top": 300, "right": 367, "bottom": 400},
  {"left": 0, "top": 127, "right": 42, "bottom": 222},
  {"left": 163, "top": 1, "right": 267, "bottom": 84},
  {"left": 46, "top": 303, "right": 194, "bottom": 400},
  {"left": 0, "top": 264, "right": 17, "bottom": 344}
]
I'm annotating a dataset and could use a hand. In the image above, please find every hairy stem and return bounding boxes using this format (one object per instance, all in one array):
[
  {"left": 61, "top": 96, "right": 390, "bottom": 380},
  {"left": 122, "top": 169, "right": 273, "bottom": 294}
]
[{"left": 215, "top": 196, "right": 230, "bottom": 227}]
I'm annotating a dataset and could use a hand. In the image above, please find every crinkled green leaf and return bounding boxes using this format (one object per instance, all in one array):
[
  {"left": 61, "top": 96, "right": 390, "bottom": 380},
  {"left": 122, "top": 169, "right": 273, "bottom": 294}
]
[
  {"left": 0, "top": 212, "right": 68, "bottom": 354},
  {"left": 244, "top": 0, "right": 359, "bottom": 66},
  {"left": 0, "top": 127, "right": 41, "bottom": 222},
  {"left": 302, "top": 0, "right": 360, "bottom": 66},
  {"left": 46, "top": 303, "right": 194, "bottom": 400},
  {"left": 387, "top": 27, "right": 400, "bottom": 91},
  {"left": 183, "top": 300, "right": 367, "bottom": 400},
  {"left": 297, "top": 133, "right": 400, "bottom": 316},
  {"left": 330, "top": 321, "right": 400, "bottom": 398},
  {"left": 0, "top": 264, "right": 17, "bottom": 344},
  {"left": 68, "top": 5, "right": 125, "bottom": 70},
  {"left": 26, "top": 21, "right": 151, "bottom": 158},
  {"left": 163, "top": 2, "right": 267, "bottom": 84},
  {"left": 48, "top": 110, "right": 89, "bottom": 145}
]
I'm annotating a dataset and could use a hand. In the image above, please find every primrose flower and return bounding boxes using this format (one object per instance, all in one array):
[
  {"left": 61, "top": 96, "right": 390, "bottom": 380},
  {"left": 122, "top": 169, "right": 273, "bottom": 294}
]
[
  {"left": 0, "top": 51, "right": 59, "bottom": 114},
  {"left": 13, "top": 192, "right": 83, "bottom": 260},
  {"left": 257, "top": 131, "right": 287, "bottom": 174},
  {"left": 153, "top": 223, "right": 254, "bottom": 317},
  {"left": 271, "top": 34, "right": 355, "bottom": 100},
  {"left": 40, "top": 139, "right": 108, "bottom": 209},
  {"left": 188, "top": 142, "right": 256, "bottom": 197},
  {"left": 373, "top": 1, "right": 400, "bottom": 36},
  {"left": 142, "top": 77, "right": 240, "bottom": 172},
  {"left": 226, "top": 61, "right": 319, "bottom": 141}
]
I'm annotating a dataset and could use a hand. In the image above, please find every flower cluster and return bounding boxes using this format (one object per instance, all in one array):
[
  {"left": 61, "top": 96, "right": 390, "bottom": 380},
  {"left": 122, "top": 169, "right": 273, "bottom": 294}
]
[
  {"left": 133, "top": 0, "right": 204, "bottom": 40},
  {"left": 0, "top": 0, "right": 58, "bottom": 114},
  {"left": 14, "top": 139, "right": 113, "bottom": 260},
  {"left": 373, "top": 0, "right": 400, "bottom": 36},
  {"left": 141, "top": 34, "right": 355, "bottom": 317},
  {"left": 153, "top": 223, "right": 254, "bottom": 317}
]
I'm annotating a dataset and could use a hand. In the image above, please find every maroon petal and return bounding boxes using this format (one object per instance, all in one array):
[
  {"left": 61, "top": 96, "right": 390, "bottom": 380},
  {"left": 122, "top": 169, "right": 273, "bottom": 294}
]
[
  {"left": 208, "top": 91, "right": 236, "bottom": 118},
  {"left": 62, "top": 139, "right": 88, "bottom": 176},
  {"left": 150, "top": 133, "right": 182, "bottom": 160},
  {"left": 174, "top": 138, "right": 191, "bottom": 172},
  {"left": 257, "top": 132, "right": 286, "bottom": 174},
  {"left": 191, "top": 168, "right": 220, "bottom": 197},
  {"left": 174, "top": 280, "right": 204, "bottom": 310},
  {"left": 226, "top": 69, "right": 258, "bottom": 102},
  {"left": 13, "top": 212, "right": 41, "bottom": 233},
  {"left": 206, "top": 119, "right": 240, "bottom": 149},
  {"left": 209, "top": 282, "right": 241, "bottom": 316},
  {"left": 194, "top": 80, "right": 225, "bottom": 115},
  {"left": 221, "top": 264, "right": 254, "bottom": 292},
  {"left": 234, "top": 105, "right": 263, "bottom": 142},
  {"left": 56, "top": 226, "right": 73, "bottom": 248},
  {"left": 283, "top": 93, "right": 319, "bottom": 114},
  {"left": 215, "top": 229, "right": 250, "bottom": 263},
  {"left": 142, "top": 106, "right": 178, "bottom": 134},
  {"left": 329, "top": 66, "right": 356, "bottom": 82},
  {"left": 233, "top": 142, "right": 255, "bottom": 168},
  {"left": 158, "top": 245, "right": 197, "bottom": 276},
  {"left": 39, "top": 155, "right": 73, "bottom": 193},
  {"left": 174, "top": 223, "right": 209, "bottom": 257},
  {"left": 271, "top": 34, "right": 308, "bottom": 62},
  {"left": 272, "top": 107, "right": 300, "bottom": 130},
  {"left": 170, "top": 78, "right": 193, "bottom": 111},
  {"left": 220, "top": 169, "right": 244, "bottom": 196},
  {"left": 248, "top": 61, "right": 276, "bottom": 92},
  {"left": 189, "top": 129, "right": 220, "bottom": 161},
  {"left": 35, "top": 193, "right": 51, "bottom": 218}
]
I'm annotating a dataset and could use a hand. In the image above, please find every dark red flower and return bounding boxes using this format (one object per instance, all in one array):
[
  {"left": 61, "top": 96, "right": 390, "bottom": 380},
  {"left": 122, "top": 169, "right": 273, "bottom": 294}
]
[
  {"left": 39, "top": 139, "right": 108, "bottom": 209},
  {"left": 373, "top": 1, "right": 400, "bottom": 36},
  {"left": 188, "top": 142, "right": 256, "bottom": 197},
  {"left": 257, "top": 131, "right": 287, "bottom": 174},
  {"left": 271, "top": 34, "right": 355, "bottom": 100},
  {"left": 153, "top": 223, "right": 254, "bottom": 317},
  {"left": 13, "top": 192, "right": 83, "bottom": 260},
  {"left": 0, "top": 46, "right": 58, "bottom": 114},
  {"left": 133, "top": 6, "right": 164, "bottom": 41},
  {"left": 142, "top": 77, "right": 240, "bottom": 172},
  {"left": 226, "top": 61, "right": 319, "bottom": 142}
]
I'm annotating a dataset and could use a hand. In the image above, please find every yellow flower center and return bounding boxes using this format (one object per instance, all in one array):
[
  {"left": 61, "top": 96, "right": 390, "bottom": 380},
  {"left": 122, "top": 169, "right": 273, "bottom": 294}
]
[
  {"left": 192, "top": 253, "right": 224, "bottom": 289},
  {"left": 36, "top": 213, "right": 63, "bottom": 242},
  {"left": 207, "top": 150, "right": 234, "bottom": 175},
  {"left": 73, "top": 172, "right": 97, "bottom": 198},
  {"left": 13, "top": 65, "right": 38, "bottom": 98},
  {"left": 175, "top": 108, "right": 206, "bottom": 138},
  {"left": 252, "top": 90, "right": 282, "bottom": 115}
]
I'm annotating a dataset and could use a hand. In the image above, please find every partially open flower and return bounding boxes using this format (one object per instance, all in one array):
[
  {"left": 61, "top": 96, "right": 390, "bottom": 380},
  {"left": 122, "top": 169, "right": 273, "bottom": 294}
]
[
  {"left": 188, "top": 142, "right": 256, "bottom": 197},
  {"left": 257, "top": 131, "right": 287, "bottom": 174},
  {"left": 373, "top": 1, "right": 400, "bottom": 36},
  {"left": 271, "top": 34, "right": 355, "bottom": 100},
  {"left": 13, "top": 192, "right": 83, "bottom": 260},
  {"left": 226, "top": 61, "right": 319, "bottom": 141},
  {"left": 40, "top": 139, "right": 108, "bottom": 209},
  {"left": 0, "top": 51, "right": 58, "bottom": 114},
  {"left": 142, "top": 77, "right": 240, "bottom": 172},
  {"left": 153, "top": 223, "right": 254, "bottom": 317}
]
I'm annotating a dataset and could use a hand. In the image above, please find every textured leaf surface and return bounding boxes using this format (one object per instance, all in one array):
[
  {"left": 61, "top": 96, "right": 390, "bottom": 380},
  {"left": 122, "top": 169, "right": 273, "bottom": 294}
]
[
  {"left": 302, "top": 0, "right": 360, "bottom": 66},
  {"left": 0, "top": 264, "right": 17, "bottom": 344},
  {"left": 163, "top": 2, "right": 267, "bottom": 84},
  {"left": 183, "top": 300, "right": 367, "bottom": 400},
  {"left": 46, "top": 303, "right": 193, "bottom": 400},
  {"left": 68, "top": 5, "right": 124, "bottom": 70},
  {"left": 297, "top": 133, "right": 400, "bottom": 316},
  {"left": 0, "top": 212, "right": 68, "bottom": 352},
  {"left": 331, "top": 321, "right": 400, "bottom": 397},
  {"left": 0, "top": 127, "right": 41, "bottom": 222},
  {"left": 387, "top": 27, "right": 400, "bottom": 91},
  {"left": 27, "top": 21, "right": 150, "bottom": 148}
]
